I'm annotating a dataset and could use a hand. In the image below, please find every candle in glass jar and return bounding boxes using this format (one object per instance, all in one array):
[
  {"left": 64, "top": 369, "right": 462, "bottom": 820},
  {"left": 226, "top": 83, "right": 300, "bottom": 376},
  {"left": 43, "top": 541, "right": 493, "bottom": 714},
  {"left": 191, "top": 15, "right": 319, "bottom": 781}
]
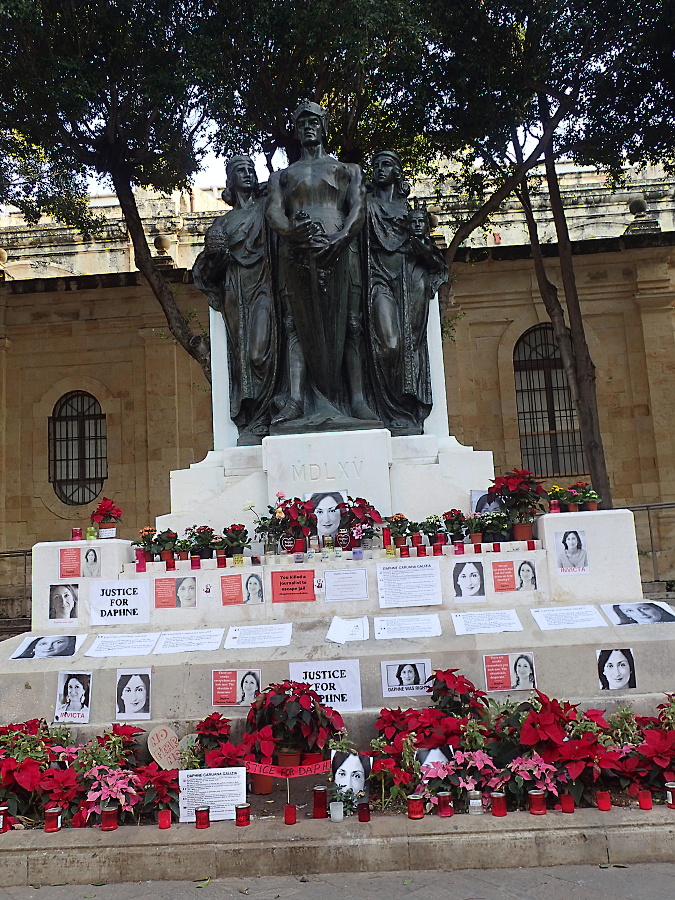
[
  {"left": 190, "top": 555, "right": 201, "bottom": 570},
  {"left": 284, "top": 804, "right": 296, "bottom": 825},
  {"left": 235, "top": 803, "right": 250, "bottom": 826},
  {"left": 560, "top": 793, "right": 575, "bottom": 813},
  {"left": 407, "top": 794, "right": 424, "bottom": 819},
  {"left": 313, "top": 786, "right": 328, "bottom": 819},
  {"left": 357, "top": 802, "right": 370, "bottom": 822},
  {"left": 44, "top": 807, "right": 61, "bottom": 833},
  {"left": 666, "top": 782, "right": 675, "bottom": 809},
  {"left": 490, "top": 792, "right": 507, "bottom": 817},
  {"left": 454, "top": 542, "right": 465, "bottom": 555},
  {"left": 467, "top": 791, "right": 483, "bottom": 815},
  {"left": 382, "top": 527, "right": 392, "bottom": 547},
  {"left": 195, "top": 806, "right": 210, "bottom": 828},
  {"left": 638, "top": 790, "right": 652, "bottom": 810},
  {"left": 71, "top": 527, "right": 83, "bottom": 541},
  {"left": 528, "top": 790, "right": 546, "bottom": 815},
  {"left": 432, "top": 542, "right": 444, "bottom": 556},
  {"left": 158, "top": 809, "right": 172, "bottom": 829},
  {"left": 436, "top": 792, "right": 453, "bottom": 817},
  {"left": 0, "top": 805, "right": 9, "bottom": 833},
  {"left": 100, "top": 805, "right": 119, "bottom": 831},
  {"left": 399, "top": 545, "right": 410, "bottom": 558},
  {"left": 416, "top": 546, "right": 427, "bottom": 557}
]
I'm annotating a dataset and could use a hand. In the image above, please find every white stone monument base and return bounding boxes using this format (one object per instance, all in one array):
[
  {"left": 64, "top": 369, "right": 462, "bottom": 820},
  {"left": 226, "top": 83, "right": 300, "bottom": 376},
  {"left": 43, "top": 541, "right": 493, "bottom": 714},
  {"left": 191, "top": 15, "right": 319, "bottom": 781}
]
[{"left": 156, "top": 430, "right": 494, "bottom": 535}]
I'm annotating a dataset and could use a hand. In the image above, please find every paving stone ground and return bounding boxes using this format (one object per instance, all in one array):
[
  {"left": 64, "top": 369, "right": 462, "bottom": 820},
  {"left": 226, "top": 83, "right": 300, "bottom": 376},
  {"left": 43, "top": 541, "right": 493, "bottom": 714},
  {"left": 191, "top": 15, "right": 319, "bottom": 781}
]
[{"left": 2, "top": 865, "right": 675, "bottom": 900}]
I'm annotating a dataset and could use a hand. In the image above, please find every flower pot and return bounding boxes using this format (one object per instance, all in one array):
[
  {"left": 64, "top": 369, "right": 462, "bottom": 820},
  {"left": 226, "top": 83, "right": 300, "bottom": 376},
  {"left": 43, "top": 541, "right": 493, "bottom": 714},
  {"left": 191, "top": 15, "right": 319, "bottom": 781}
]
[
  {"left": 301, "top": 751, "right": 324, "bottom": 765},
  {"left": 394, "top": 536, "right": 407, "bottom": 548},
  {"left": 586, "top": 501, "right": 599, "bottom": 511},
  {"left": 469, "top": 533, "right": 483, "bottom": 544},
  {"left": 595, "top": 790, "right": 611, "bottom": 811},
  {"left": 160, "top": 550, "right": 174, "bottom": 562},
  {"left": 435, "top": 532, "right": 448, "bottom": 545},
  {"left": 567, "top": 503, "right": 579, "bottom": 512},
  {"left": 250, "top": 773, "right": 274, "bottom": 795},
  {"left": 512, "top": 522, "right": 534, "bottom": 541},
  {"left": 199, "top": 547, "right": 214, "bottom": 559},
  {"left": 276, "top": 750, "right": 302, "bottom": 768},
  {"left": 98, "top": 523, "right": 118, "bottom": 539},
  {"left": 144, "top": 549, "right": 154, "bottom": 562}
]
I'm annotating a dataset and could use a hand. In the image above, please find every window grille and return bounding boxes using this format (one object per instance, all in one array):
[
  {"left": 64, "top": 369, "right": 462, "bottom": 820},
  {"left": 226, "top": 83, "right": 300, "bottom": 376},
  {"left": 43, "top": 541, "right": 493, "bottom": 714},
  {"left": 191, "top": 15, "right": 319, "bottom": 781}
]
[
  {"left": 48, "top": 391, "right": 107, "bottom": 505},
  {"left": 513, "top": 325, "right": 586, "bottom": 478}
]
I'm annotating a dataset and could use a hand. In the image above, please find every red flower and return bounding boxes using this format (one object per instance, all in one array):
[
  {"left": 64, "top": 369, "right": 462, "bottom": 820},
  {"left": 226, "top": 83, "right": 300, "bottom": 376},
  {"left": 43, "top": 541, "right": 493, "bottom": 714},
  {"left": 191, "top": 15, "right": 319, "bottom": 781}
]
[
  {"left": 38, "top": 767, "right": 82, "bottom": 806},
  {"left": 196, "top": 712, "right": 232, "bottom": 738},
  {"left": 90, "top": 497, "right": 123, "bottom": 524},
  {"left": 637, "top": 729, "right": 675, "bottom": 769}
]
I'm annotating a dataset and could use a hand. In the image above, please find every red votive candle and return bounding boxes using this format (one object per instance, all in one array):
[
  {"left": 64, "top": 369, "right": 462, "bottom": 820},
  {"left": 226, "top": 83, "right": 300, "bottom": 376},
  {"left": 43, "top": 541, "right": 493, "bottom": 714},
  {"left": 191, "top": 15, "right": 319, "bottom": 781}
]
[
  {"left": 638, "top": 790, "right": 652, "bottom": 810},
  {"left": 399, "top": 545, "right": 410, "bottom": 558},
  {"left": 436, "top": 792, "right": 453, "bottom": 817},
  {"left": 165, "top": 556, "right": 176, "bottom": 571},
  {"left": 100, "top": 806, "right": 119, "bottom": 831},
  {"left": 473, "top": 543, "right": 482, "bottom": 552},
  {"left": 382, "top": 527, "right": 392, "bottom": 547},
  {"left": 560, "top": 793, "right": 575, "bottom": 813},
  {"left": 492, "top": 542, "right": 501, "bottom": 552},
  {"left": 158, "top": 809, "right": 172, "bottom": 829},
  {"left": 284, "top": 804, "right": 297, "bottom": 825},
  {"left": 217, "top": 554, "right": 227, "bottom": 568},
  {"left": 136, "top": 558, "right": 147, "bottom": 573},
  {"left": 490, "top": 792, "right": 507, "bottom": 817},
  {"left": 666, "top": 782, "right": 675, "bottom": 808},
  {"left": 313, "top": 786, "right": 328, "bottom": 819},
  {"left": 357, "top": 802, "right": 370, "bottom": 822},
  {"left": 454, "top": 542, "right": 465, "bottom": 555},
  {"left": 0, "top": 805, "right": 9, "bottom": 834},
  {"left": 432, "top": 543, "right": 444, "bottom": 556},
  {"left": 190, "top": 555, "right": 201, "bottom": 570},
  {"left": 528, "top": 790, "right": 546, "bottom": 815},
  {"left": 595, "top": 791, "right": 611, "bottom": 811},
  {"left": 235, "top": 803, "right": 250, "bottom": 826},
  {"left": 407, "top": 794, "right": 424, "bottom": 819},
  {"left": 416, "top": 546, "right": 427, "bottom": 557},
  {"left": 195, "top": 806, "right": 210, "bottom": 828},
  {"left": 411, "top": 533, "right": 423, "bottom": 546},
  {"left": 549, "top": 499, "right": 560, "bottom": 513},
  {"left": 71, "top": 527, "right": 83, "bottom": 541},
  {"left": 435, "top": 532, "right": 448, "bottom": 545},
  {"left": 527, "top": 540, "right": 536, "bottom": 550},
  {"left": 44, "top": 807, "right": 62, "bottom": 833}
]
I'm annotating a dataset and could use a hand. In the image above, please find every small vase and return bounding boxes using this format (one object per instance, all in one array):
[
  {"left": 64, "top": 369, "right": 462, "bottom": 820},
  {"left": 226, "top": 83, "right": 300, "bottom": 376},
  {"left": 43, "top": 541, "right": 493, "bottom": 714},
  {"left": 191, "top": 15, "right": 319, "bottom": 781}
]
[
  {"left": 469, "top": 533, "right": 483, "bottom": 544},
  {"left": 250, "top": 773, "right": 273, "bottom": 795},
  {"left": 512, "top": 522, "right": 534, "bottom": 541}
]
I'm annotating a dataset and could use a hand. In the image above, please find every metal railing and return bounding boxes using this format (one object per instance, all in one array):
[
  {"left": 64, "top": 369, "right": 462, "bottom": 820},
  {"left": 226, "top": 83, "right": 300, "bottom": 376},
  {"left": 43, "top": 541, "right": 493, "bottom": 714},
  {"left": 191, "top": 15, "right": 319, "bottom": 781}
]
[
  {"left": 0, "top": 549, "right": 32, "bottom": 618},
  {"left": 622, "top": 502, "right": 675, "bottom": 584}
]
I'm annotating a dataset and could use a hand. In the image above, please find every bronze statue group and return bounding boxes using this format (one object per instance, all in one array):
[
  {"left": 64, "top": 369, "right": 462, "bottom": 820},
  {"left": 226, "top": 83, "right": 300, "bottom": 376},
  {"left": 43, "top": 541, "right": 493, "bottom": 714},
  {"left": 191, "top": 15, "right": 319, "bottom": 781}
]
[{"left": 193, "top": 101, "right": 448, "bottom": 445}]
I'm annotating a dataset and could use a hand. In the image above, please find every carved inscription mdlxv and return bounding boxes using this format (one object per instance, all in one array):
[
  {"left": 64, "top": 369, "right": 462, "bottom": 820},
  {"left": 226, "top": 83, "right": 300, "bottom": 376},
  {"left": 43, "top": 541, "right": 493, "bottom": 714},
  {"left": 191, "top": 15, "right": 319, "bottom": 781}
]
[{"left": 291, "top": 461, "right": 364, "bottom": 483}]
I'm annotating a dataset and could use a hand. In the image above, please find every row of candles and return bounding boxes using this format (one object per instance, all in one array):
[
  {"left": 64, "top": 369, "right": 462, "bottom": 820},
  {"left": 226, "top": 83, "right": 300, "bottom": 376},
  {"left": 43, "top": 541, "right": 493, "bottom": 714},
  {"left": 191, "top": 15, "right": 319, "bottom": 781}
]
[{"left": 15, "top": 781, "right": 672, "bottom": 835}]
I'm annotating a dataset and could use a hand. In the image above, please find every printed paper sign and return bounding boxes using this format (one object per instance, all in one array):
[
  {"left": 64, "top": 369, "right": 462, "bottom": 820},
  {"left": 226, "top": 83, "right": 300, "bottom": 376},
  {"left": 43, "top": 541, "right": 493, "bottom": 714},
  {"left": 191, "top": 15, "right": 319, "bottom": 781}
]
[
  {"left": 373, "top": 614, "right": 442, "bottom": 640},
  {"left": 220, "top": 574, "right": 244, "bottom": 606},
  {"left": 154, "top": 578, "right": 178, "bottom": 609},
  {"left": 224, "top": 623, "right": 293, "bottom": 649},
  {"left": 377, "top": 559, "right": 442, "bottom": 608},
  {"left": 53, "top": 671, "right": 92, "bottom": 723},
  {"left": 451, "top": 609, "right": 523, "bottom": 635},
  {"left": 152, "top": 629, "right": 224, "bottom": 654},
  {"left": 484, "top": 652, "right": 537, "bottom": 691},
  {"left": 179, "top": 768, "right": 246, "bottom": 822},
  {"left": 530, "top": 606, "right": 607, "bottom": 631},
  {"left": 148, "top": 725, "right": 181, "bottom": 769},
  {"left": 289, "top": 659, "right": 362, "bottom": 711},
  {"left": 271, "top": 569, "right": 316, "bottom": 602},
  {"left": 381, "top": 659, "right": 431, "bottom": 698},
  {"left": 324, "top": 568, "right": 369, "bottom": 602},
  {"left": 325, "top": 616, "right": 369, "bottom": 643},
  {"left": 59, "top": 547, "right": 81, "bottom": 580},
  {"left": 601, "top": 601, "right": 675, "bottom": 626},
  {"left": 213, "top": 669, "right": 262, "bottom": 706},
  {"left": 115, "top": 668, "right": 151, "bottom": 720},
  {"left": 491, "top": 561, "right": 516, "bottom": 593},
  {"left": 84, "top": 632, "right": 160, "bottom": 657},
  {"left": 89, "top": 580, "right": 150, "bottom": 626},
  {"left": 11, "top": 634, "right": 86, "bottom": 660}
]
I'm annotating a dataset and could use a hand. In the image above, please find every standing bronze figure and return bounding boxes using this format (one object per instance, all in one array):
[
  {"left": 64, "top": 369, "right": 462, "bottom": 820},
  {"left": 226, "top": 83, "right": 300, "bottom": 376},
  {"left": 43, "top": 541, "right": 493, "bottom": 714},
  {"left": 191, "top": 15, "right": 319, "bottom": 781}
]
[
  {"left": 266, "top": 101, "right": 378, "bottom": 431},
  {"left": 193, "top": 156, "right": 278, "bottom": 445}
]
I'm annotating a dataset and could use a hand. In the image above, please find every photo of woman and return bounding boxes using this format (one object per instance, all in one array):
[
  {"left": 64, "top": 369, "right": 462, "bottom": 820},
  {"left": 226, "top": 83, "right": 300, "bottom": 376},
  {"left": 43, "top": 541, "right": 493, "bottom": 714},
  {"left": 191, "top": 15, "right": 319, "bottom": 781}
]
[
  {"left": 416, "top": 746, "right": 454, "bottom": 767},
  {"left": 453, "top": 561, "right": 485, "bottom": 599},
  {"left": 597, "top": 648, "right": 636, "bottom": 691},
  {"left": 243, "top": 574, "right": 263, "bottom": 604},
  {"left": 511, "top": 654, "right": 536, "bottom": 690},
  {"left": 54, "top": 672, "right": 91, "bottom": 722},
  {"left": 12, "top": 635, "right": 77, "bottom": 659},
  {"left": 556, "top": 530, "right": 589, "bottom": 571},
  {"left": 116, "top": 671, "right": 151, "bottom": 718},
  {"left": 49, "top": 584, "right": 78, "bottom": 620},
  {"left": 237, "top": 670, "right": 261, "bottom": 705},
  {"left": 610, "top": 602, "right": 675, "bottom": 625},
  {"left": 175, "top": 577, "right": 197, "bottom": 608},
  {"left": 395, "top": 663, "right": 421, "bottom": 686},
  {"left": 307, "top": 491, "right": 346, "bottom": 544},
  {"left": 331, "top": 750, "right": 371, "bottom": 800},
  {"left": 516, "top": 561, "right": 537, "bottom": 591},
  {"left": 82, "top": 548, "right": 101, "bottom": 578}
]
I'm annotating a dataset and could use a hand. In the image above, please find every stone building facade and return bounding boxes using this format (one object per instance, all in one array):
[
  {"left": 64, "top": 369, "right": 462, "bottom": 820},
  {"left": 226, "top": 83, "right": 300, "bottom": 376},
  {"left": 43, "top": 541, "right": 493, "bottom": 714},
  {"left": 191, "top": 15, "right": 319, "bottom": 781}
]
[{"left": 1, "top": 169, "right": 675, "bottom": 604}]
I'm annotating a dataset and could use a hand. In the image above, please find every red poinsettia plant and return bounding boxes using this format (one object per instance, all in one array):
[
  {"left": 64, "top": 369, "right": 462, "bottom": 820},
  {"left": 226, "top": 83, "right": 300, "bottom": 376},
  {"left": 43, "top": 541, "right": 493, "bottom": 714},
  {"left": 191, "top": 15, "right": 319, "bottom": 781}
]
[
  {"left": 276, "top": 497, "right": 317, "bottom": 538},
  {"left": 488, "top": 469, "right": 546, "bottom": 524},
  {"left": 90, "top": 497, "right": 122, "bottom": 524},
  {"left": 245, "top": 680, "right": 344, "bottom": 753},
  {"left": 337, "top": 496, "right": 383, "bottom": 541}
]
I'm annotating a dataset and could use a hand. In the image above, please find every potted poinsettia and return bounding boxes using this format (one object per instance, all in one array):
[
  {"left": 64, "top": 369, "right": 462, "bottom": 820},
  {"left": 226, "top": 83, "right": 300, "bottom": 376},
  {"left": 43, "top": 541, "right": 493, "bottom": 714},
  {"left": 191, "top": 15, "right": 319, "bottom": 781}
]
[
  {"left": 488, "top": 469, "right": 546, "bottom": 540},
  {"left": 337, "top": 496, "right": 383, "bottom": 547},
  {"left": 275, "top": 496, "right": 316, "bottom": 551},
  {"left": 90, "top": 497, "right": 122, "bottom": 539}
]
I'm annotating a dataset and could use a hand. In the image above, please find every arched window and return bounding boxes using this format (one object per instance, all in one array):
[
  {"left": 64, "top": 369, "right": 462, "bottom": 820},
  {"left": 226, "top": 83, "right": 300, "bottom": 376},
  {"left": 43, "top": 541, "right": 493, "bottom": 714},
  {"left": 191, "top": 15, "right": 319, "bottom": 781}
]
[
  {"left": 513, "top": 325, "right": 586, "bottom": 478},
  {"left": 48, "top": 391, "right": 107, "bottom": 505}
]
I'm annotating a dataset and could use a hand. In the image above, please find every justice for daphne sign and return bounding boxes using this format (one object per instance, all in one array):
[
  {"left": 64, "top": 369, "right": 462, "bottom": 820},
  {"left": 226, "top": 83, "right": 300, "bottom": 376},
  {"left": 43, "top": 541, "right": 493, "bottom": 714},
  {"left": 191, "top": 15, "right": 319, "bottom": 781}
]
[
  {"left": 288, "top": 659, "right": 362, "bottom": 711},
  {"left": 89, "top": 580, "right": 150, "bottom": 626}
]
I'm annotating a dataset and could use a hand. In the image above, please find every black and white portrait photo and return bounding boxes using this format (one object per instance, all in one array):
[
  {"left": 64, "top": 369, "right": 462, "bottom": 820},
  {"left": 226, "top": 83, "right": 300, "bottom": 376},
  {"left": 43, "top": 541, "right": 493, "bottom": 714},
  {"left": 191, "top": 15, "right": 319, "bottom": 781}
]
[
  {"left": 602, "top": 601, "right": 675, "bottom": 626},
  {"left": 116, "top": 669, "right": 151, "bottom": 719},
  {"left": 555, "top": 530, "right": 589, "bottom": 573},
  {"left": 597, "top": 648, "right": 636, "bottom": 691},
  {"left": 511, "top": 653, "right": 536, "bottom": 690},
  {"left": 470, "top": 490, "right": 502, "bottom": 514},
  {"left": 175, "top": 576, "right": 197, "bottom": 608},
  {"left": 243, "top": 573, "right": 264, "bottom": 604},
  {"left": 11, "top": 634, "right": 82, "bottom": 659},
  {"left": 304, "top": 490, "right": 347, "bottom": 544},
  {"left": 82, "top": 548, "right": 101, "bottom": 578},
  {"left": 453, "top": 560, "right": 486, "bottom": 601},
  {"left": 53, "top": 671, "right": 92, "bottom": 723},
  {"left": 49, "top": 584, "right": 78, "bottom": 621},
  {"left": 331, "top": 750, "right": 371, "bottom": 801},
  {"left": 416, "top": 745, "right": 454, "bottom": 768},
  {"left": 381, "top": 659, "right": 431, "bottom": 697},
  {"left": 516, "top": 560, "right": 537, "bottom": 591}
]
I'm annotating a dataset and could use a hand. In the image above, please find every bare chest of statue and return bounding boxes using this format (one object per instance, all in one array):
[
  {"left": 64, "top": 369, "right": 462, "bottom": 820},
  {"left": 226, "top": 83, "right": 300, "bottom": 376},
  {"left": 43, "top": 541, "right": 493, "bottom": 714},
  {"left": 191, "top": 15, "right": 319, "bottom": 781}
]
[{"left": 280, "top": 157, "right": 350, "bottom": 217}]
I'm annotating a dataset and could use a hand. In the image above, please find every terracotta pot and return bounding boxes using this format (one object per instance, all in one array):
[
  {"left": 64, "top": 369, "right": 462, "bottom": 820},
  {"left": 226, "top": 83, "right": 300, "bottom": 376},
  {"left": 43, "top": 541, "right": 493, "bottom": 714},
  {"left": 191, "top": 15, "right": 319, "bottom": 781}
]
[
  {"left": 301, "top": 751, "right": 324, "bottom": 765},
  {"left": 178, "top": 551, "right": 189, "bottom": 560},
  {"left": 394, "top": 536, "right": 407, "bottom": 548},
  {"left": 144, "top": 549, "right": 154, "bottom": 562},
  {"left": 586, "top": 501, "right": 599, "bottom": 511},
  {"left": 512, "top": 522, "right": 534, "bottom": 541},
  {"left": 469, "top": 533, "right": 483, "bottom": 544},
  {"left": 276, "top": 750, "right": 302, "bottom": 768},
  {"left": 567, "top": 503, "right": 579, "bottom": 512},
  {"left": 160, "top": 550, "right": 174, "bottom": 562},
  {"left": 250, "top": 773, "right": 273, "bottom": 795}
]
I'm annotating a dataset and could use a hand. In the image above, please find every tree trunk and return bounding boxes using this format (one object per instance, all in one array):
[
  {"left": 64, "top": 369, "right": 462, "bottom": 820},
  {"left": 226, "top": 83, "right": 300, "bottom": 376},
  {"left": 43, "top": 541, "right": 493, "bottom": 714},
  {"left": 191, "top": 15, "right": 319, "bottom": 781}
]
[
  {"left": 542, "top": 145, "right": 612, "bottom": 507},
  {"left": 110, "top": 169, "right": 212, "bottom": 383}
]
